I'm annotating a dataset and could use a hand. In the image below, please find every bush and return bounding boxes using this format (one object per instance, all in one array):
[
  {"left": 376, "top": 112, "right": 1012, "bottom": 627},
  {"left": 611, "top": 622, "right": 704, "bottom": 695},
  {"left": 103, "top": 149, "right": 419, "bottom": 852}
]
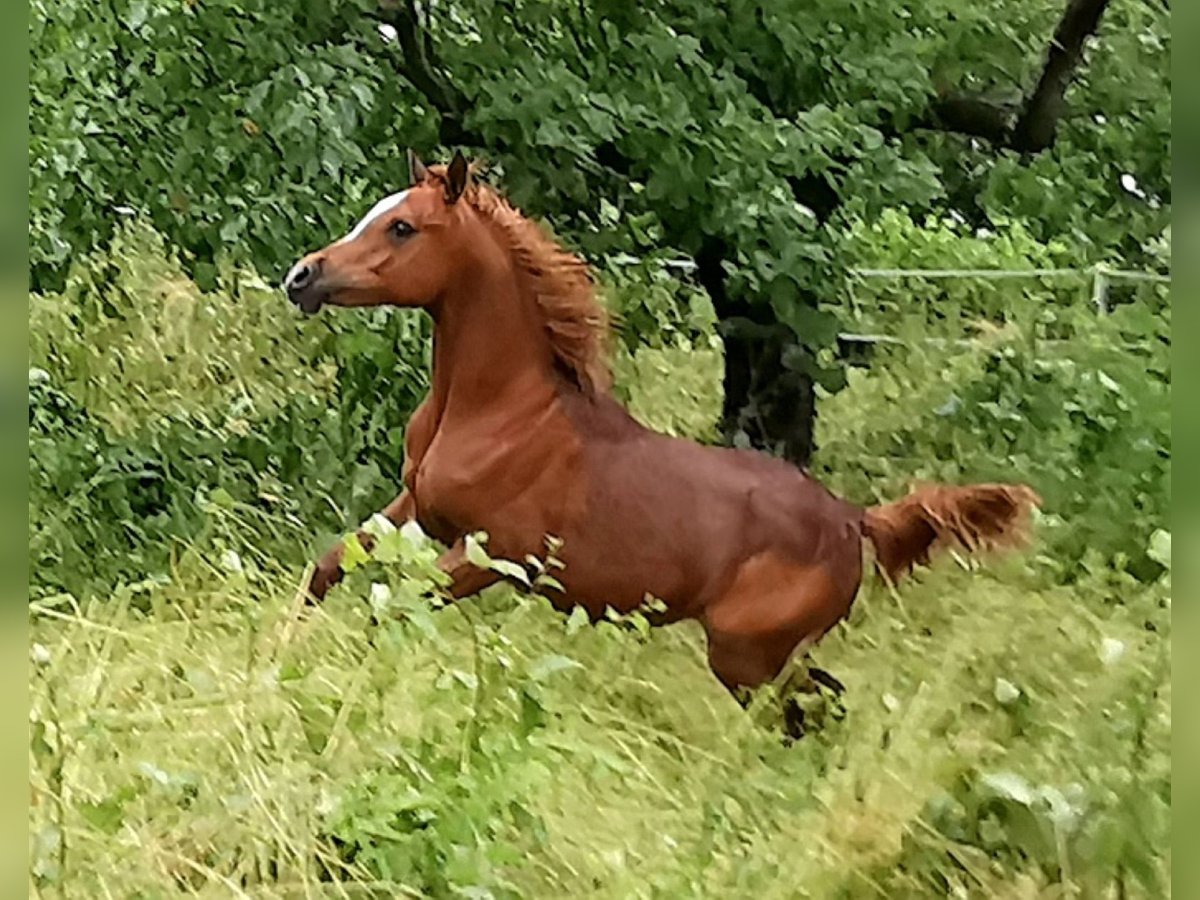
[
  {"left": 815, "top": 215, "right": 1170, "bottom": 583},
  {"left": 815, "top": 299, "right": 1168, "bottom": 583},
  {"left": 29, "top": 225, "right": 721, "bottom": 596},
  {"left": 838, "top": 210, "right": 1169, "bottom": 333},
  {"left": 29, "top": 223, "right": 427, "bottom": 596}
]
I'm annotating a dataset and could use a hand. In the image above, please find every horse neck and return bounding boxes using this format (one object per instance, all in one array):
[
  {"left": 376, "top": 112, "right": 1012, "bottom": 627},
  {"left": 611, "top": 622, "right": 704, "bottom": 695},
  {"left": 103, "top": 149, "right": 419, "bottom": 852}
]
[{"left": 428, "top": 261, "right": 558, "bottom": 422}]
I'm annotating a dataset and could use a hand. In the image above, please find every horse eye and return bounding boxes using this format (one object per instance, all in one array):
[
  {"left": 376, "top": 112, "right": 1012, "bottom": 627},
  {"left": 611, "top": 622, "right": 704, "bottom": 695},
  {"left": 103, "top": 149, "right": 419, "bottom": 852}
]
[{"left": 390, "top": 220, "right": 415, "bottom": 239}]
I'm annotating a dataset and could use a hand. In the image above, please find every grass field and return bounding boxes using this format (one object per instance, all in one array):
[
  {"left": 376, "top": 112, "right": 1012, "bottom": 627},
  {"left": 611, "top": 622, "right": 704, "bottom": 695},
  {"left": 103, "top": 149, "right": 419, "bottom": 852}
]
[{"left": 28, "top": 233, "right": 1170, "bottom": 898}]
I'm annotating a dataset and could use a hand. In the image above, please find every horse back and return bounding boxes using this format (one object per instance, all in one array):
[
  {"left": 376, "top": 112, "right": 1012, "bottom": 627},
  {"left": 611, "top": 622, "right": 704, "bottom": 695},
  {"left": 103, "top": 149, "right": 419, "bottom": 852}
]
[{"left": 556, "top": 393, "right": 864, "bottom": 616}]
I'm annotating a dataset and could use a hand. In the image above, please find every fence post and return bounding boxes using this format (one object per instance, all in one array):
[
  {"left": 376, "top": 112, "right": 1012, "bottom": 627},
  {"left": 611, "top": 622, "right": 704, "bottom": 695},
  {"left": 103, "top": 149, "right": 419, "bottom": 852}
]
[{"left": 1091, "top": 265, "right": 1110, "bottom": 314}]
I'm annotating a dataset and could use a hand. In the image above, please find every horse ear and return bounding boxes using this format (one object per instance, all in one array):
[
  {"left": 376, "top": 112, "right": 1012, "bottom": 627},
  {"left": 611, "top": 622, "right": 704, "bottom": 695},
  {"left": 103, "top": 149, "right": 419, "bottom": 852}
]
[
  {"left": 408, "top": 149, "right": 428, "bottom": 186},
  {"left": 444, "top": 151, "right": 470, "bottom": 204}
]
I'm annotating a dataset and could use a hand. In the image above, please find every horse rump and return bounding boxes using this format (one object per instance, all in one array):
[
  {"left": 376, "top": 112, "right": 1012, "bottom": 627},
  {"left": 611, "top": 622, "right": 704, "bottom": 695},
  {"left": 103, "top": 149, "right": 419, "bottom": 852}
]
[{"left": 861, "top": 483, "right": 1041, "bottom": 583}]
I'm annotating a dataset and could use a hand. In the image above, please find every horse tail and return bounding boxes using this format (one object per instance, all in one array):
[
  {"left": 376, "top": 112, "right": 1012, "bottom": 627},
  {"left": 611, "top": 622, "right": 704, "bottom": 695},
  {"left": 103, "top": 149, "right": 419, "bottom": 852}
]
[{"left": 861, "top": 483, "right": 1041, "bottom": 584}]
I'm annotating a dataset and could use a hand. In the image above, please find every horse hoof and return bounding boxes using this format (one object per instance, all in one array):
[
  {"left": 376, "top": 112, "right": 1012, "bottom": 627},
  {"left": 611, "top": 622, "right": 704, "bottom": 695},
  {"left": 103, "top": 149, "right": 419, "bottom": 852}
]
[
  {"left": 809, "top": 667, "right": 845, "bottom": 696},
  {"left": 306, "top": 566, "right": 340, "bottom": 604},
  {"left": 783, "top": 698, "right": 806, "bottom": 741}
]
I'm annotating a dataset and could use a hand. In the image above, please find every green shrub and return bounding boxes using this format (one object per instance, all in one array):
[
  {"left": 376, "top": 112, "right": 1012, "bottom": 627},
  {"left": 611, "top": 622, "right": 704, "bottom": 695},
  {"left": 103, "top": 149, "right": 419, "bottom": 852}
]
[
  {"left": 29, "top": 225, "right": 722, "bottom": 596},
  {"left": 816, "top": 215, "right": 1170, "bottom": 583},
  {"left": 815, "top": 298, "right": 1169, "bottom": 583},
  {"left": 838, "top": 210, "right": 1169, "bottom": 336},
  {"left": 29, "top": 223, "right": 428, "bottom": 596}
]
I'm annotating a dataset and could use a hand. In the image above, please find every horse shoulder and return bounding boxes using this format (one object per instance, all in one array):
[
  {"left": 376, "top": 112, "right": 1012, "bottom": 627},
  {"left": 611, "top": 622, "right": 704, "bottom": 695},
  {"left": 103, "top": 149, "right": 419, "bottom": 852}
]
[
  {"left": 414, "top": 397, "right": 586, "bottom": 540},
  {"left": 402, "top": 395, "right": 437, "bottom": 488}
]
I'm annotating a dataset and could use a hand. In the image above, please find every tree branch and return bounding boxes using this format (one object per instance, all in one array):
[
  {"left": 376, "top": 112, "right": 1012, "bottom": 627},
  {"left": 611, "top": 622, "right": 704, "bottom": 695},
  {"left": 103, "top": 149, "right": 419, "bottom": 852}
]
[
  {"left": 925, "top": 93, "right": 1019, "bottom": 144},
  {"left": 1010, "top": 0, "right": 1112, "bottom": 152},
  {"left": 379, "top": 0, "right": 472, "bottom": 144},
  {"left": 911, "top": 0, "right": 1111, "bottom": 152}
]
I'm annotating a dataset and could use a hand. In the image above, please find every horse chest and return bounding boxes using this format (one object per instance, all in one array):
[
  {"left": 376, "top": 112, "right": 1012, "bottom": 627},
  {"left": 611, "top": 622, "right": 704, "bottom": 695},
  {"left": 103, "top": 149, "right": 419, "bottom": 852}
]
[
  {"left": 410, "top": 421, "right": 585, "bottom": 545},
  {"left": 412, "top": 452, "right": 491, "bottom": 534}
]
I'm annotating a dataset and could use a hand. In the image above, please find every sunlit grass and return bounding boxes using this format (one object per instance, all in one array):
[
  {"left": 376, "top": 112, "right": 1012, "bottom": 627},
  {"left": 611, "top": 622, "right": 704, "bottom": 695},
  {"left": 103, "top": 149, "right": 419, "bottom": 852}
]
[
  {"left": 30, "top": 513, "right": 1169, "bottom": 897},
  {"left": 28, "top": 241, "right": 1170, "bottom": 897}
]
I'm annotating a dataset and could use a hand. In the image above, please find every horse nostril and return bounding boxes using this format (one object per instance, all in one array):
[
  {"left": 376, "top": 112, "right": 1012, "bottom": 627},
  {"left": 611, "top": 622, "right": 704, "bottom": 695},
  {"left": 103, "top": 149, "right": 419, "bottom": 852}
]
[
  {"left": 287, "top": 263, "right": 311, "bottom": 290},
  {"left": 285, "top": 258, "right": 323, "bottom": 299}
]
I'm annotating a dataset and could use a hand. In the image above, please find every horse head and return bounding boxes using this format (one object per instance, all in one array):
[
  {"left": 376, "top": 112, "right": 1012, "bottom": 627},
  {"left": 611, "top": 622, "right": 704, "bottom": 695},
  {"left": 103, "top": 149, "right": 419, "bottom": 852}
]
[{"left": 284, "top": 150, "right": 476, "bottom": 314}]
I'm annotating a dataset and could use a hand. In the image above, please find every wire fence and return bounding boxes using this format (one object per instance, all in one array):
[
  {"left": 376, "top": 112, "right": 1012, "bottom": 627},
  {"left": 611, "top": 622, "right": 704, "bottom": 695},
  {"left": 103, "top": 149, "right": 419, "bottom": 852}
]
[
  {"left": 839, "top": 265, "right": 1170, "bottom": 348},
  {"left": 847, "top": 265, "right": 1169, "bottom": 315},
  {"left": 619, "top": 258, "right": 1171, "bottom": 348}
]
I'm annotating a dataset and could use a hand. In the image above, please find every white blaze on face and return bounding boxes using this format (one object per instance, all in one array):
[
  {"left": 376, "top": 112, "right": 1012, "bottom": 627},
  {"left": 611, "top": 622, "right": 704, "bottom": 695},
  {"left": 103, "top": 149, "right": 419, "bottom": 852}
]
[{"left": 339, "top": 190, "right": 411, "bottom": 243}]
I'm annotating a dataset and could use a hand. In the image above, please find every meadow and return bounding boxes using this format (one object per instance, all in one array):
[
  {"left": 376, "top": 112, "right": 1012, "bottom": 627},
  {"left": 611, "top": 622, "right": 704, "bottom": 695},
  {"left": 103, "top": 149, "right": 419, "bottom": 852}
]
[{"left": 29, "top": 224, "right": 1170, "bottom": 898}]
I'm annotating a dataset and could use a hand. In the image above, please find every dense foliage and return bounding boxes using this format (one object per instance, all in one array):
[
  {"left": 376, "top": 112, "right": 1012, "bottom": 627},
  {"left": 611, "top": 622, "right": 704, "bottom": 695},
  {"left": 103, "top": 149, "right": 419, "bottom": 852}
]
[
  {"left": 28, "top": 0, "right": 1172, "bottom": 893},
  {"left": 30, "top": 0, "right": 1172, "bottom": 278},
  {"left": 822, "top": 209, "right": 1170, "bottom": 582},
  {"left": 30, "top": 0, "right": 1170, "bottom": 457},
  {"left": 29, "top": 234, "right": 1169, "bottom": 897}
]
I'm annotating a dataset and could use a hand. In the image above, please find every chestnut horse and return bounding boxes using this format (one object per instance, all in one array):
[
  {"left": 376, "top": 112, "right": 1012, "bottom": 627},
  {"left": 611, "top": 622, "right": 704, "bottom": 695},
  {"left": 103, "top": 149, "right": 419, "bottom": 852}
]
[{"left": 285, "top": 151, "right": 1040, "bottom": 695}]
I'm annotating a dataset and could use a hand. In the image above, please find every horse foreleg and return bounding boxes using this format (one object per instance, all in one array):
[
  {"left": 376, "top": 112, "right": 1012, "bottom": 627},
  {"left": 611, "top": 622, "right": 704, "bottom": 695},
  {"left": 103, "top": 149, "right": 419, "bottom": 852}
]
[
  {"left": 307, "top": 490, "right": 417, "bottom": 601},
  {"left": 438, "top": 539, "right": 502, "bottom": 599}
]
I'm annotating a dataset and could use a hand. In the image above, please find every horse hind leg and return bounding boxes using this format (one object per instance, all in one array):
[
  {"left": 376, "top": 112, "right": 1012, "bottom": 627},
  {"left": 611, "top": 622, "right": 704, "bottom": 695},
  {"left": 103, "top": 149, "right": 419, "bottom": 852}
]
[
  {"left": 703, "top": 552, "right": 855, "bottom": 735},
  {"left": 703, "top": 553, "right": 848, "bottom": 688},
  {"left": 808, "top": 666, "right": 846, "bottom": 696},
  {"left": 704, "top": 626, "right": 813, "bottom": 740}
]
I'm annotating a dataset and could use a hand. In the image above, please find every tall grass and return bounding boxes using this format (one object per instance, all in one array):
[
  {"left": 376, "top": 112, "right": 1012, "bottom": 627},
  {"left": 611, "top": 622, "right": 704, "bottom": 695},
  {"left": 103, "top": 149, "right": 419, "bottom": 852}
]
[{"left": 29, "top": 230, "right": 1170, "bottom": 897}]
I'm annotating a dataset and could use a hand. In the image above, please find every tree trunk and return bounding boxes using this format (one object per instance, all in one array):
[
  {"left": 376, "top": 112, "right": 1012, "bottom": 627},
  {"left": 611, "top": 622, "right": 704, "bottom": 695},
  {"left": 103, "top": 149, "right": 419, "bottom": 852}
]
[
  {"left": 696, "top": 238, "right": 817, "bottom": 466},
  {"left": 721, "top": 327, "right": 817, "bottom": 466}
]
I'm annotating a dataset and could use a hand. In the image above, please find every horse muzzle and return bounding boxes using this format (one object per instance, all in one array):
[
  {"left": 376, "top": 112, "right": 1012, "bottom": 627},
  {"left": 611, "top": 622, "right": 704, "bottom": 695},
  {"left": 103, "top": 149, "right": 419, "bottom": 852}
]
[{"left": 284, "top": 257, "right": 329, "bottom": 315}]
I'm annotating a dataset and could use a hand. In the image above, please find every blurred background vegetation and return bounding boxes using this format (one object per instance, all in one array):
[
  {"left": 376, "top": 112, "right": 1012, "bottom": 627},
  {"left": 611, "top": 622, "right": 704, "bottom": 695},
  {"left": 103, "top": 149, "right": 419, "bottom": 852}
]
[
  {"left": 29, "top": 0, "right": 1169, "bottom": 896},
  {"left": 30, "top": 0, "right": 1169, "bottom": 460}
]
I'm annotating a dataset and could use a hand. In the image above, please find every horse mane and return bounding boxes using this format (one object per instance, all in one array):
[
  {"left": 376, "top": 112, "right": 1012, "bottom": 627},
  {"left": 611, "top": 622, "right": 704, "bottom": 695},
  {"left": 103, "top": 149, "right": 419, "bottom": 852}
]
[{"left": 426, "top": 164, "right": 612, "bottom": 394}]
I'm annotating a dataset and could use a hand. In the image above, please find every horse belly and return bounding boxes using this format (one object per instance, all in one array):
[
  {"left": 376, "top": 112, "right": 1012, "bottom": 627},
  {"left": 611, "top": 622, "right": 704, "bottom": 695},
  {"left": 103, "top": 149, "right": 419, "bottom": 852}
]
[
  {"left": 550, "top": 458, "right": 743, "bottom": 619},
  {"left": 551, "top": 528, "right": 699, "bottom": 619}
]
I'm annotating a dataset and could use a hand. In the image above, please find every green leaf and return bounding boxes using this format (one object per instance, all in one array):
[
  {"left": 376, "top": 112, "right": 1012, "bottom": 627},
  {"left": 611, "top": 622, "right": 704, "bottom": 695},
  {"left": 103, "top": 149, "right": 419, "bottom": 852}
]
[
  {"left": 528, "top": 654, "right": 582, "bottom": 682},
  {"left": 536, "top": 574, "right": 565, "bottom": 593},
  {"left": 1148, "top": 528, "right": 1171, "bottom": 569},
  {"left": 519, "top": 686, "right": 546, "bottom": 736},
  {"left": 993, "top": 677, "right": 1021, "bottom": 705},
  {"left": 464, "top": 533, "right": 491, "bottom": 569},
  {"left": 79, "top": 797, "right": 126, "bottom": 835},
  {"left": 125, "top": 1, "right": 148, "bottom": 30},
  {"left": 371, "top": 530, "right": 405, "bottom": 565},
  {"left": 488, "top": 558, "right": 530, "bottom": 586},
  {"left": 209, "top": 487, "right": 235, "bottom": 509},
  {"left": 1098, "top": 370, "right": 1122, "bottom": 393},
  {"left": 341, "top": 534, "right": 370, "bottom": 573},
  {"left": 565, "top": 605, "right": 589, "bottom": 635},
  {"left": 980, "top": 771, "right": 1036, "bottom": 806},
  {"left": 403, "top": 604, "right": 441, "bottom": 642}
]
